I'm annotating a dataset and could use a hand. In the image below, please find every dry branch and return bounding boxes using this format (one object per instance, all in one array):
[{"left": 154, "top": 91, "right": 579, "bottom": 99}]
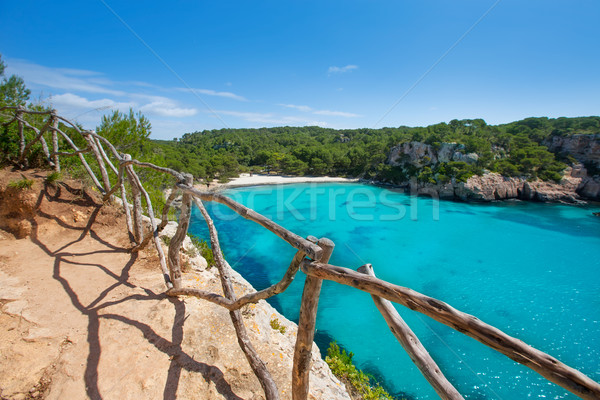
[
  {"left": 166, "top": 287, "right": 233, "bottom": 308},
  {"left": 94, "top": 136, "right": 119, "bottom": 176},
  {"left": 16, "top": 116, "right": 54, "bottom": 166},
  {"left": 120, "top": 159, "right": 184, "bottom": 181},
  {"left": 0, "top": 106, "right": 52, "bottom": 115},
  {"left": 193, "top": 197, "right": 280, "bottom": 400},
  {"left": 292, "top": 238, "right": 334, "bottom": 400},
  {"left": 168, "top": 249, "right": 306, "bottom": 311},
  {"left": 50, "top": 114, "right": 60, "bottom": 171},
  {"left": 17, "top": 108, "right": 25, "bottom": 164},
  {"left": 90, "top": 132, "right": 122, "bottom": 161},
  {"left": 167, "top": 174, "right": 193, "bottom": 289},
  {"left": 179, "top": 185, "right": 322, "bottom": 261},
  {"left": 84, "top": 133, "right": 111, "bottom": 192},
  {"left": 52, "top": 126, "right": 104, "bottom": 192},
  {"left": 302, "top": 260, "right": 600, "bottom": 400},
  {"left": 358, "top": 264, "right": 463, "bottom": 400},
  {"left": 123, "top": 156, "right": 144, "bottom": 244},
  {"left": 230, "top": 250, "right": 306, "bottom": 309},
  {"left": 158, "top": 186, "right": 179, "bottom": 231},
  {"left": 126, "top": 163, "right": 172, "bottom": 289}
]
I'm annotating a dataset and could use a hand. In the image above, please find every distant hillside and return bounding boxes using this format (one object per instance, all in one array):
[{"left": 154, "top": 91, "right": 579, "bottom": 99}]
[{"left": 150, "top": 116, "right": 600, "bottom": 187}]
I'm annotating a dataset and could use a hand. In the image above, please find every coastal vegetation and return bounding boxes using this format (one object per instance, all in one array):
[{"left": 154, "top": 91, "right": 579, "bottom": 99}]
[
  {"left": 326, "top": 342, "right": 398, "bottom": 400},
  {"left": 149, "top": 116, "right": 599, "bottom": 185}
]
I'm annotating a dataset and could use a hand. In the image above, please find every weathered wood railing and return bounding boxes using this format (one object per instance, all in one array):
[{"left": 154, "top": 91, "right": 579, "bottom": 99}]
[{"left": 2, "top": 105, "right": 599, "bottom": 400}]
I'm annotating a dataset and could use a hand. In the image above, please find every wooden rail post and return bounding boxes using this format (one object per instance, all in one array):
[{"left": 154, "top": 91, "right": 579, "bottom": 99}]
[
  {"left": 301, "top": 260, "right": 600, "bottom": 400},
  {"left": 292, "top": 237, "right": 334, "bottom": 400},
  {"left": 193, "top": 197, "right": 280, "bottom": 400},
  {"left": 167, "top": 174, "right": 193, "bottom": 289},
  {"left": 50, "top": 111, "right": 60, "bottom": 172},
  {"left": 358, "top": 264, "right": 464, "bottom": 400},
  {"left": 16, "top": 106, "right": 26, "bottom": 167},
  {"left": 85, "top": 132, "right": 111, "bottom": 193},
  {"left": 124, "top": 154, "right": 144, "bottom": 244}
]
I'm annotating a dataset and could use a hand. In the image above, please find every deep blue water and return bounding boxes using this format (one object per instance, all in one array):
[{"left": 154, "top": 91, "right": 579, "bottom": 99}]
[{"left": 188, "top": 183, "right": 600, "bottom": 399}]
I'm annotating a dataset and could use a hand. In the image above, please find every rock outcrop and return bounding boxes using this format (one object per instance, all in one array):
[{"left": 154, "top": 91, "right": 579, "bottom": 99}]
[
  {"left": 544, "top": 134, "right": 600, "bottom": 169},
  {"left": 412, "top": 168, "right": 594, "bottom": 203},
  {"left": 385, "top": 139, "right": 600, "bottom": 202},
  {"left": 388, "top": 141, "right": 479, "bottom": 167}
]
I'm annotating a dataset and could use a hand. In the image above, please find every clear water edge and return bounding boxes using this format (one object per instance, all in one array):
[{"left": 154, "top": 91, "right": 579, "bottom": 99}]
[{"left": 188, "top": 183, "right": 600, "bottom": 400}]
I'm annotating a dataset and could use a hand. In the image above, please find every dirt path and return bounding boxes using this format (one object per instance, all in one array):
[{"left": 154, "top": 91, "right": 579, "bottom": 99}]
[{"left": 0, "top": 169, "right": 349, "bottom": 400}]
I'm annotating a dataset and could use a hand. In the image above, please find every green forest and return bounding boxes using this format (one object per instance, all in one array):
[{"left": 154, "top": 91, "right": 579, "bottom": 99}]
[{"left": 150, "top": 116, "right": 600, "bottom": 185}]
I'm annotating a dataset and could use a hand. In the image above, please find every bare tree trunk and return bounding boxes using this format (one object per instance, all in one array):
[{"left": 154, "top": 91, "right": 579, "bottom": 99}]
[
  {"left": 17, "top": 107, "right": 25, "bottom": 166},
  {"left": 167, "top": 174, "right": 193, "bottom": 289},
  {"left": 178, "top": 184, "right": 323, "bottom": 261},
  {"left": 158, "top": 186, "right": 179, "bottom": 231},
  {"left": 124, "top": 155, "right": 144, "bottom": 244},
  {"left": 85, "top": 133, "right": 111, "bottom": 194},
  {"left": 193, "top": 197, "right": 280, "bottom": 400},
  {"left": 53, "top": 127, "right": 103, "bottom": 192},
  {"left": 125, "top": 162, "right": 173, "bottom": 288},
  {"left": 358, "top": 264, "right": 463, "bottom": 400},
  {"left": 302, "top": 260, "right": 600, "bottom": 400},
  {"left": 292, "top": 238, "right": 334, "bottom": 400},
  {"left": 50, "top": 112, "right": 60, "bottom": 172}
]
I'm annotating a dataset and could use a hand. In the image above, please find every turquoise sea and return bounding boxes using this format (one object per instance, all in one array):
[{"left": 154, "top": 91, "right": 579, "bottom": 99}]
[{"left": 188, "top": 183, "right": 600, "bottom": 399}]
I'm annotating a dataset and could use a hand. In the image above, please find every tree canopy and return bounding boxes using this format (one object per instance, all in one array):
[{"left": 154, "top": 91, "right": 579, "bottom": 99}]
[{"left": 148, "top": 116, "right": 599, "bottom": 183}]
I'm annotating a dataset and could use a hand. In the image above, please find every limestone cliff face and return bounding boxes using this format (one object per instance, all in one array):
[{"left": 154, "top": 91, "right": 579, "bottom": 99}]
[
  {"left": 385, "top": 140, "right": 600, "bottom": 202},
  {"left": 413, "top": 167, "right": 597, "bottom": 203},
  {"left": 544, "top": 134, "right": 600, "bottom": 169},
  {"left": 388, "top": 141, "right": 479, "bottom": 167}
]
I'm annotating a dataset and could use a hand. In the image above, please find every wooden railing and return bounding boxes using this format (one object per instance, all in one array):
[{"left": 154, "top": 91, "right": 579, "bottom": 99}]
[{"left": 1, "top": 105, "right": 599, "bottom": 400}]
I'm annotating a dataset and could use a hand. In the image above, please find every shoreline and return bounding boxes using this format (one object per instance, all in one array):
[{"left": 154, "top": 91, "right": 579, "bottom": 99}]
[
  {"left": 189, "top": 173, "right": 600, "bottom": 209},
  {"left": 202, "top": 173, "right": 359, "bottom": 190}
]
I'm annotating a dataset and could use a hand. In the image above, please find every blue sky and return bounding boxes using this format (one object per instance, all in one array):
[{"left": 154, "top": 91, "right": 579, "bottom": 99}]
[{"left": 1, "top": 0, "right": 599, "bottom": 140}]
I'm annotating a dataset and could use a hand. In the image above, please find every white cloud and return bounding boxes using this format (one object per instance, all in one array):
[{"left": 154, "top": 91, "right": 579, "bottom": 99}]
[
  {"left": 279, "top": 103, "right": 361, "bottom": 118},
  {"left": 213, "top": 110, "right": 327, "bottom": 126},
  {"left": 177, "top": 87, "right": 247, "bottom": 101},
  {"left": 6, "top": 59, "right": 125, "bottom": 96},
  {"left": 140, "top": 101, "right": 197, "bottom": 117},
  {"left": 51, "top": 93, "right": 196, "bottom": 119},
  {"left": 279, "top": 104, "right": 313, "bottom": 112},
  {"left": 50, "top": 93, "right": 133, "bottom": 111},
  {"left": 328, "top": 64, "right": 358, "bottom": 74},
  {"left": 313, "top": 110, "right": 361, "bottom": 118}
]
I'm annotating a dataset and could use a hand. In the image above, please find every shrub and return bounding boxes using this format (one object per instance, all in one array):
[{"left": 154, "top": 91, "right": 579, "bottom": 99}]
[
  {"left": 45, "top": 171, "right": 62, "bottom": 185},
  {"left": 160, "top": 235, "right": 172, "bottom": 246},
  {"left": 188, "top": 233, "right": 216, "bottom": 268},
  {"left": 326, "top": 342, "right": 398, "bottom": 400},
  {"left": 8, "top": 177, "right": 34, "bottom": 190},
  {"left": 269, "top": 318, "right": 286, "bottom": 334}
]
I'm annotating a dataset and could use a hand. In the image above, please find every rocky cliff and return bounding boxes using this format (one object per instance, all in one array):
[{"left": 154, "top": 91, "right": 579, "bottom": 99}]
[
  {"left": 388, "top": 141, "right": 480, "bottom": 167},
  {"left": 544, "top": 134, "right": 600, "bottom": 169},
  {"left": 385, "top": 140, "right": 600, "bottom": 202}
]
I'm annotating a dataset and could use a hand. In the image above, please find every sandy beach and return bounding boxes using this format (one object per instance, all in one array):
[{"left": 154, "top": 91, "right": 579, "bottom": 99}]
[{"left": 203, "top": 173, "right": 359, "bottom": 190}]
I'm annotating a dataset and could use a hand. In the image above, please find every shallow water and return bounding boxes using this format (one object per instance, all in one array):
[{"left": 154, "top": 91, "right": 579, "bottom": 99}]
[{"left": 188, "top": 183, "right": 600, "bottom": 399}]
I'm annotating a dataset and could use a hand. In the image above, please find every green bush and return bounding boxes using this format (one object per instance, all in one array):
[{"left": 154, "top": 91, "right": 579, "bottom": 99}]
[
  {"left": 45, "top": 171, "right": 62, "bottom": 185},
  {"left": 269, "top": 318, "right": 286, "bottom": 334},
  {"left": 8, "top": 177, "right": 34, "bottom": 190},
  {"left": 188, "top": 233, "right": 216, "bottom": 268},
  {"left": 326, "top": 342, "right": 398, "bottom": 400}
]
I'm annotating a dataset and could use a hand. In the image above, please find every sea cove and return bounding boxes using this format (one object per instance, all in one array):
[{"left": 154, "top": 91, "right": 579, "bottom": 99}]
[{"left": 189, "top": 183, "right": 600, "bottom": 399}]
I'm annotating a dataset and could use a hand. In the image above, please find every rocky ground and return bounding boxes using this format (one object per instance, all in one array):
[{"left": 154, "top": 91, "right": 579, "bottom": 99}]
[{"left": 0, "top": 168, "right": 349, "bottom": 400}]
